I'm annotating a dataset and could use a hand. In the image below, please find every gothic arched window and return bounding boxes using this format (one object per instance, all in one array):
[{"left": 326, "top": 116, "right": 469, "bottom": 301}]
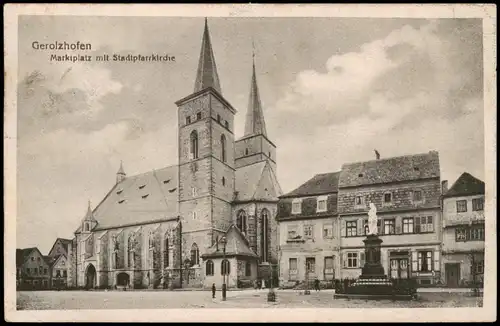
[
  {"left": 221, "top": 259, "right": 230, "bottom": 275},
  {"left": 149, "top": 232, "right": 154, "bottom": 249},
  {"left": 221, "top": 134, "right": 227, "bottom": 163},
  {"left": 148, "top": 232, "right": 154, "bottom": 269},
  {"left": 260, "top": 209, "right": 270, "bottom": 263},
  {"left": 237, "top": 210, "right": 247, "bottom": 235},
  {"left": 206, "top": 260, "right": 214, "bottom": 276},
  {"left": 128, "top": 234, "right": 135, "bottom": 268},
  {"left": 190, "top": 130, "right": 199, "bottom": 159},
  {"left": 163, "top": 233, "right": 169, "bottom": 268},
  {"left": 190, "top": 243, "right": 199, "bottom": 266},
  {"left": 113, "top": 235, "right": 119, "bottom": 269}
]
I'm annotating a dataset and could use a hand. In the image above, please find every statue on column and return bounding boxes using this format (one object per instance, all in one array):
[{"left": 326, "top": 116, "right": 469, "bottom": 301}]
[{"left": 367, "top": 203, "right": 378, "bottom": 236}]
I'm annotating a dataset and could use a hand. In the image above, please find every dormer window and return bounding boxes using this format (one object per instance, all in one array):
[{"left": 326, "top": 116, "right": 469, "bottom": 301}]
[
  {"left": 168, "top": 188, "right": 177, "bottom": 193},
  {"left": 317, "top": 195, "right": 328, "bottom": 213},
  {"left": 292, "top": 198, "right": 302, "bottom": 215},
  {"left": 116, "top": 189, "right": 123, "bottom": 195},
  {"left": 118, "top": 199, "right": 125, "bottom": 204},
  {"left": 139, "top": 184, "right": 146, "bottom": 190},
  {"left": 142, "top": 194, "right": 149, "bottom": 199},
  {"left": 163, "top": 179, "right": 170, "bottom": 184}
]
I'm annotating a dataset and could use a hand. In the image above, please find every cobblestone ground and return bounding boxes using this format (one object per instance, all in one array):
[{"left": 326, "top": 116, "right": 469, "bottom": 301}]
[{"left": 16, "top": 289, "right": 483, "bottom": 310}]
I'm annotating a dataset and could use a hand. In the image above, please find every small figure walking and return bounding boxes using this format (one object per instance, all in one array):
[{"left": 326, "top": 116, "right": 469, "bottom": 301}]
[
  {"left": 314, "top": 279, "right": 320, "bottom": 292},
  {"left": 212, "top": 283, "right": 216, "bottom": 299}
]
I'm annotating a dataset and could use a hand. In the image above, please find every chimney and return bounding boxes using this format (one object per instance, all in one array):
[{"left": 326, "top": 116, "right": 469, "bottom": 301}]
[{"left": 441, "top": 180, "right": 448, "bottom": 194}]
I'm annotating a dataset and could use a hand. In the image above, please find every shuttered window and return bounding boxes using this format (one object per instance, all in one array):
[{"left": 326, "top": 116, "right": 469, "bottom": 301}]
[
  {"left": 417, "top": 251, "right": 432, "bottom": 272},
  {"left": 346, "top": 221, "right": 357, "bottom": 237}
]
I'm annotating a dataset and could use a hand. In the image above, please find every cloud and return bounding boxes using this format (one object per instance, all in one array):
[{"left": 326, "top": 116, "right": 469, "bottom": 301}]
[{"left": 270, "top": 20, "right": 484, "bottom": 193}]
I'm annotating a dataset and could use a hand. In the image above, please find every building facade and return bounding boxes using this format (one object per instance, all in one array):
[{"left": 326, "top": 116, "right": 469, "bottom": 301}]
[
  {"left": 71, "top": 19, "right": 282, "bottom": 290},
  {"left": 441, "top": 172, "right": 485, "bottom": 287},
  {"left": 47, "top": 238, "right": 73, "bottom": 288},
  {"left": 277, "top": 172, "right": 341, "bottom": 288},
  {"left": 16, "top": 247, "right": 51, "bottom": 290},
  {"left": 338, "top": 151, "right": 443, "bottom": 286}
]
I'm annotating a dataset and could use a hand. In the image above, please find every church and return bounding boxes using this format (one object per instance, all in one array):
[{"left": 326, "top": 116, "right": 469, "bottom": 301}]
[{"left": 71, "top": 19, "right": 283, "bottom": 290}]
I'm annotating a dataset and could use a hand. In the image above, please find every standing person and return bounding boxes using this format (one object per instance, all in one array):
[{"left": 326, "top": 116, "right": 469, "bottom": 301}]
[
  {"left": 314, "top": 279, "right": 320, "bottom": 292},
  {"left": 212, "top": 283, "right": 216, "bottom": 299}
]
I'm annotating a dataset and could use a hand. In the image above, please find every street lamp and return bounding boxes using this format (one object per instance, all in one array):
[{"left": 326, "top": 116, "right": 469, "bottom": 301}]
[
  {"left": 304, "top": 266, "right": 310, "bottom": 295},
  {"left": 220, "top": 236, "right": 227, "bottom": 301}
]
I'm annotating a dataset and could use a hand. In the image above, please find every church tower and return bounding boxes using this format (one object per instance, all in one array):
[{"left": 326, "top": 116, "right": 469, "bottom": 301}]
[
  {"left": 175, "top": 19, "right": 236, "bottom": 269},
  {"left": 235, "top": 52, "right": 277, "bottom": 173}
]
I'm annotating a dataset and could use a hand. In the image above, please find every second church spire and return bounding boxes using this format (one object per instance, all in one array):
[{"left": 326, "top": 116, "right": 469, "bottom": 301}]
[{"left": 244, "top": 50, "right": 268, "bottom": 137}]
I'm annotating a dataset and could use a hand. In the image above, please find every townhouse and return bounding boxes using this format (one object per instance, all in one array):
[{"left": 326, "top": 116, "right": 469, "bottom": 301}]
[
  {"left": 337, "top": 151, "right": 443, "bottom": 286},
  {"left": 441, "top": 172, "right": 485, "bottom": 287},
  {"left": 277, "top": 172, "right": 341, "bottom": 288}
]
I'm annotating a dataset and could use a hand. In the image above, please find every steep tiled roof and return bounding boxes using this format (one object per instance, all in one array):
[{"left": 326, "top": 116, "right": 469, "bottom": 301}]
[
  {"left": 16, "top": 247, "right": 39, "bottom": 267},
  {"left": 48, "top": 238, "right": 73, "bottom": 257},
  {"left": 339, "top": 151, "right": 440, "bottom": 188},
  {"left": 202, "top": 224, "right": 258, "bottom": 259},
  {"left": 235, "top": 161, "right": 266, "bottom": 200},
  {"left": 444, "top": 172, "right": 485, "bottom": 198},
  {"left": 277, "top": 193, "right": 338, "bottom": 220},
  {"left": 58, "top": 238, "right": 72, "bottom": 253},
  {"left": 45, "top": 254, "right": 66, "bottom": 267},
  {"left": 234, "top": 161, "right": 282, "bottom": 202},
  {"left": 87, "top": 165, "right": 179, "bottom": 231},
  {"left": 281, "top": 172, "right": 340, "bottom": 198}
]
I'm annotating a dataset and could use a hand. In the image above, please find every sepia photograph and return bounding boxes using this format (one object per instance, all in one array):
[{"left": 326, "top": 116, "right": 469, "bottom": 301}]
[{"left": 4, "top": 3, "right": 496, "bottom": 323}]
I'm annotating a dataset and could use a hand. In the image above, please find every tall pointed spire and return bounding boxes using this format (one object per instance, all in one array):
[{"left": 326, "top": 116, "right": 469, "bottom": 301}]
[
  {"left": 194, "top": 18, "right": 222, "bottom": 94},
  {"left": 244, "top": 48, "right": 268, "bottom": 137}
]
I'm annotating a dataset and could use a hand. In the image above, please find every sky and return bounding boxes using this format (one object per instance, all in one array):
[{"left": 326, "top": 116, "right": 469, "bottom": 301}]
[{"left": 17, "top": 16, "right": 484, "bottom": 254}]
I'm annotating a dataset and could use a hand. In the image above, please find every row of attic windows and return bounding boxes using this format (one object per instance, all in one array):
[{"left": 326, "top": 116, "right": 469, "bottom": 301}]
[{"left": 115, "top": 180, "right": 176, "bottom": 204}]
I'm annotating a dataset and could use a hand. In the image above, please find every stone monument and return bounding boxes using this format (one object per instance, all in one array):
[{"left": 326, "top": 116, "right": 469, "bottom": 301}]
[{"left": 335, "top": 203, "right": 414, "bottom": 300}]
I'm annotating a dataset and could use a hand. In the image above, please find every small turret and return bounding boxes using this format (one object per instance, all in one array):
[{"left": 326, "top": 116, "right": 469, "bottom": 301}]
[
  {"left": 82, "top": 200, "right": 96, "bottom": 233},
  {"left": 116, "top": 160, "right": 126, "bottom": 184}
]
